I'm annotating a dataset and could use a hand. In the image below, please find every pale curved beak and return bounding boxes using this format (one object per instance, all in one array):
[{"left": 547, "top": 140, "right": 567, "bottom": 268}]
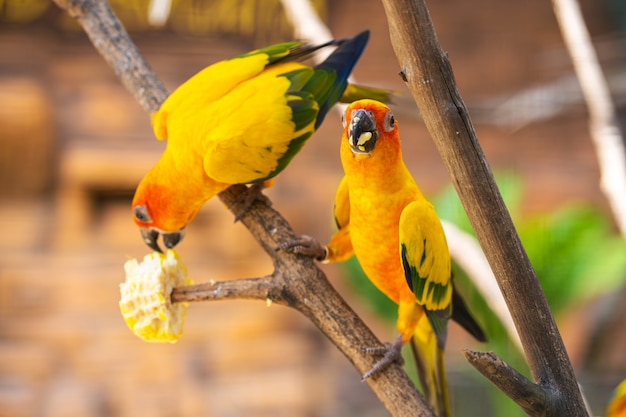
[{"left": 348, "top": 108, "right": 378, "bottom": 154}]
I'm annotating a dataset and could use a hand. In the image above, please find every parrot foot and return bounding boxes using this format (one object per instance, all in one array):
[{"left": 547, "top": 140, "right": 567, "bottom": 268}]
[
  {"left": 232, "top": 183, "right": 271, "bottom": 222},
  {"left": 362, "top": 334, "right": 405, "bottom": 380},
  {"left": 276, "top": 235, "right": 328, "bottom": 261}
]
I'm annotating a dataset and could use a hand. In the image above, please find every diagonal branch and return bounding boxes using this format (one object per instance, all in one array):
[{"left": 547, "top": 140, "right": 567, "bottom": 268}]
[
  {"left": 551, "top": 0, "right": 626, "bottom": 238},
  {"left": 378, "top": 0, "right": 588, "bottom": 415},
  {"left": 51, "top": 1, "right": 435, "bottom": 415},
  {"left": 462, "top": 350, "right": 548, "bottom": 415}
]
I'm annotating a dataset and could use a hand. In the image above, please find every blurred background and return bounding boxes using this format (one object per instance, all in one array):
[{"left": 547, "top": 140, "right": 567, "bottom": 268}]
[{"left": 1, "top": 0, "right": 626, "bottom": 416}]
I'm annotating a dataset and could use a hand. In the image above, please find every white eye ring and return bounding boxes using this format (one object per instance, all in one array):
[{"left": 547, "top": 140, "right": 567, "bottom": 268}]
[
  {"left": 383, "top": 111, "right": 395, "bottom": 132},
  {"left": 133, "top": 205, "right": 153, "bottom": 224},
  {"left": 341, "top": 112, "right": 346, "bottom": 128}
]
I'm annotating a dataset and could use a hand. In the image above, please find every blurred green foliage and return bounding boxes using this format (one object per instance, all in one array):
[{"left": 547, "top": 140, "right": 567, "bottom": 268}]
[{"left": 341, "top": 173, "right": 626, "bottom": 416}]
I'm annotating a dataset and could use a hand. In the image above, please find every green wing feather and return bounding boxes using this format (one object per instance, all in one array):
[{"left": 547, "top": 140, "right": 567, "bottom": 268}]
[
  {"left": 399, "top": 200, "right": 453, "bottom": 347},
  {"left": 340, "top": 83, "right": 395, "bottom": 104},
  {"left": 203, "top": 32, "right": 373, "bottom": 185}
]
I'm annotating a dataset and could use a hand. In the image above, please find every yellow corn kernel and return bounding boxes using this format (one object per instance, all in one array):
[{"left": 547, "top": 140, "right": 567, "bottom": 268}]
[{"left": 120, "top": 250, "right": 193, "bottom": 343}]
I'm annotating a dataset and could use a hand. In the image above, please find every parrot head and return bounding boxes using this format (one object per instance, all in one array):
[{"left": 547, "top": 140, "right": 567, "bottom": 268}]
[
  {"left": 131, "top": 178, "right": 188, "bottom": 253},
  {"left": 343, "top": 99, "right": 397, "bottom": 156}
]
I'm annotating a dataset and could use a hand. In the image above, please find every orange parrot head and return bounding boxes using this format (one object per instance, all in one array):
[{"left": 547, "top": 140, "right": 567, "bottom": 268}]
[
  {"left": 131, "top": 171, "right": 189, "bottom": 253},
  {"left": 342, "top": 99, "right": 400, "bottom": 159}
]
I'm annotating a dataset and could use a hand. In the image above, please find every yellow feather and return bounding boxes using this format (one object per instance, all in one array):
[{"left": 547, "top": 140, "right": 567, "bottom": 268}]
[
  {"left": 607, "top": 379, "right": 626, "bottom": 417},
  {"left": 399, "top": 201, "right": 453, "bottom": 310},
  {"left": 333, "top": 175, "right": 350, "bottom": 229},
  {"left": 322, "top": 99, "right": 482, "bottom": 417},
  {"left": 202, "top": 66, "right": 314, "bottom": 183}
]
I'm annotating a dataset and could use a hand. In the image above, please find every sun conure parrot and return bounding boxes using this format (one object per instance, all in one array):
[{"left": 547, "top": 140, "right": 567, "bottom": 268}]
[
  {"left": 280, "top": 99, "right": 486, "bottom": 417},
  {"left": 132, "top": 30, "right": 389, "bottom": 252}
]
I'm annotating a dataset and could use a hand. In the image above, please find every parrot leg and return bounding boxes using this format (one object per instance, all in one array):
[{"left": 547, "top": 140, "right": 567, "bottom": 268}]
[
  {"left": 232, "top": 183, "right": 272, "bottom": 222},
  {"left": 276, "top": 235, "right": 328, "bottom": 261},
  {"left": 362, "top": 334, "right": 405, "bottom": 380}
]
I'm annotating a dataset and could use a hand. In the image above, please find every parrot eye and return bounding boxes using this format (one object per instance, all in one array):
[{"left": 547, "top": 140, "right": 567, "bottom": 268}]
[
  {"left": 383, "top": 111, "right": 395, "bottom": 132},
  {"left": 133, "top": 205, "right": 153, "bottom": 224}
]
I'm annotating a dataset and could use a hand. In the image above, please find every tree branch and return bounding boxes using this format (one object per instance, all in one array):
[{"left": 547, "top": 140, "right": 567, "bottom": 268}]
[
  {"left": 462, "top": 350, "right": 547, "bottom": 415},
  {"left": 51, "top": 0, "right": 435, "bottom": 415},
  {"left": 54, "top": 0, "right": 167, "bottom": 113},
  {"left": 551, "top": 0, "right": 626, "bottom": 238},
  {"left": 171, "top": 275, "right": 277, "bottom": 304},
  {"left": 378, "top": 0, "right": 588, "bottom": 415}
]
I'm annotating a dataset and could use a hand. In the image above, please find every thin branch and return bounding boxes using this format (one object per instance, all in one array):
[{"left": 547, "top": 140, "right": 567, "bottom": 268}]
[
  {"left": 551, "top": 0, "right": 626, "bottom": 238},
  {"left": 147, "top": 0, "right": 172, "bottom": 27},
  {"left": 462, "top": 350, "right": 547, "bottom": 415},
  {"left": 280, "top": 0, "right": 333, "bottom": 43},
  {"left": 171, "top": 275, "right": 277, "bottom": 304},
  {"left": 489, "top": 74, "right": 583, "bottom": 130},
  {"left": 378, "top": 0, "right": 588, "bottom": 415},
  {"left": 51, "top": 1, "right": 435, "bottom": 415},
  {"left": 53, "top": 0, "right": 167, "bottom": 113}
]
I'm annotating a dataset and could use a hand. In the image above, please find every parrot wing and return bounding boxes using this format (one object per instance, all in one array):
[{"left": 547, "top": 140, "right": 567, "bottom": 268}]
[
  {"left": 200, "top": 66, "right": 318, "bottom": 184},
  {"left": 203, "top": 31, "right": 371, "bottom": 185},
  {"left": 398, "top": 199, "right": 453, "bottom": 348},
  {"left": 151, "top": 36, "right": 342, "bottom": 142},
  {"left": 333, "top": 175, "right": 350, "bottom": 229},
  {"left": 152, "top": 52, "right": 277, "bottom": 142},
  {"left": 400, "top": 200, "right": 453, "bottom": 417},
  {"left": 324, "top": 175, "right": 353, "bottom": 263}
]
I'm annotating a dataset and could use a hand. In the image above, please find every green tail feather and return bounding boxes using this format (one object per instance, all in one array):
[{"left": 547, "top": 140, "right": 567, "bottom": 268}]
[
  {"left": 236, "top": 38, "right": 341, "bottom": 65},
  {"left": 340, "top": 83, "right": 395, "bottom": 104},
  {"left": 410, "top": 337, "right": 451, "bottom": 417}
]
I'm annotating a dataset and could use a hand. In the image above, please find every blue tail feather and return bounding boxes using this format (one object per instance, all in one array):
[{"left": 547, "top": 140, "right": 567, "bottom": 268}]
[{"left": 313, "top": 30, "right": 370, "bottom": 128}]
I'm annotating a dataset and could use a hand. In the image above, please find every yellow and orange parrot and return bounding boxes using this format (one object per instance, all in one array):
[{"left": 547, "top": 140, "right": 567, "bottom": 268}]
[
  {"left": 607, "top": 379, "right": 626, "bottom": 417},
  {"left": 132, "top": 31, "right": 389, "bottom": 252},
  {"left": 282, "top": 99, "right": 485, "bottom": 417}
]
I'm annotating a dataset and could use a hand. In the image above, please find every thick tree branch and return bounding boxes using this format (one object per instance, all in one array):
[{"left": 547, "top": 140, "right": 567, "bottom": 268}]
[
  {"left": 51, "top": 0, "right": 435, "bottom": 415},
  {"left": 379, "top": 0, "right": 588, "bottom": 415}
]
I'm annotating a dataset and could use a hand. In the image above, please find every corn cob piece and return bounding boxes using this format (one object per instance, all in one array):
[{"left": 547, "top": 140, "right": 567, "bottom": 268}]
[{"left": 120, "top": 250, "right": 192, "bottom": 342}]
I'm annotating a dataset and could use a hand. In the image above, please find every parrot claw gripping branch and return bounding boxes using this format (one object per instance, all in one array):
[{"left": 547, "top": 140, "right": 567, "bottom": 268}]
[{"left": 282, "top": 100, "right": 486, "bottom": 417}]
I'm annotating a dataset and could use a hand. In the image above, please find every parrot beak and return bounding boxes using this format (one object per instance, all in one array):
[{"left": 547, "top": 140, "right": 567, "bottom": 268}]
[
  {"left": 141, "top": 228, "right": 163, "bottom": 252},
  {"left": 348, "top": 108, "right": 379, "bottom": 154},
  {"left": 140, "top": 228, "right": 185, "bottom": 253},
  {"left": 163, "top": 230, "right": 185, "bottom": 249}
]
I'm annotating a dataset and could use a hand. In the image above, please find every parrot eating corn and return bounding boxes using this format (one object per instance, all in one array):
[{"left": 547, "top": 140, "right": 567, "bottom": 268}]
[
  {"left": 132, "top": 30, "right": 389, "bottom": 252},
  {"left": 281, "top": 99, "right": 486, "bottom": 417}
]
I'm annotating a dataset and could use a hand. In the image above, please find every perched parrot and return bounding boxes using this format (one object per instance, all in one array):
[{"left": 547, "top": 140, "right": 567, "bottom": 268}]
[
  {"left": 132, "top": 30, "right": 389, "bottom": 252},
  {"left": 282, "top": 99, "right": 486, "bottom": 417},
  {"left": 607, "top": 379, "right": 626, "bottom": 417}
]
